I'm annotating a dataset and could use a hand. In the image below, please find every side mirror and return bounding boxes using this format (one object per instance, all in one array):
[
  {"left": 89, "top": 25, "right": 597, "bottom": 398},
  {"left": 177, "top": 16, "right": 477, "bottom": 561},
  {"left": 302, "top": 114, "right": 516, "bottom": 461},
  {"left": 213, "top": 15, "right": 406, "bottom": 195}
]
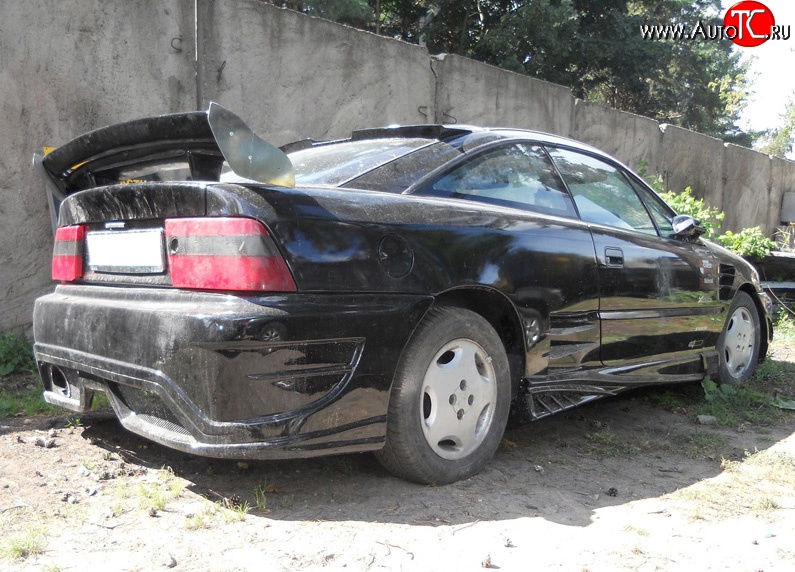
[{"left": 672, "top": 214, "right": 706, "bottom": 238}]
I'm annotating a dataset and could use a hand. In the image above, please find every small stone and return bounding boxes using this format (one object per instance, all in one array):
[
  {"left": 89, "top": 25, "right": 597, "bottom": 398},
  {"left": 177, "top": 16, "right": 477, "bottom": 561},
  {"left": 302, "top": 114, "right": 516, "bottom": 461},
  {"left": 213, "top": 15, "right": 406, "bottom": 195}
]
[
  {"left": 164, "top": 553, "right": 177, "bottom": 568},
  {"left": 697, "top": 415, "right": 717, "bottom": 425}
]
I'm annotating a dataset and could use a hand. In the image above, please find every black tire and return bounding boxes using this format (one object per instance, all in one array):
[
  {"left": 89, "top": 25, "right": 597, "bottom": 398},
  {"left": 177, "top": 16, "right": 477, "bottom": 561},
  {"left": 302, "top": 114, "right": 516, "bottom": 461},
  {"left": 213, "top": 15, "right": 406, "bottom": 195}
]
[
  {"left": 376, "top": 306, "right": 511, "bottom": 485},
  {"left": 715, "top": 291, "right": 761, "bottom": 385}
]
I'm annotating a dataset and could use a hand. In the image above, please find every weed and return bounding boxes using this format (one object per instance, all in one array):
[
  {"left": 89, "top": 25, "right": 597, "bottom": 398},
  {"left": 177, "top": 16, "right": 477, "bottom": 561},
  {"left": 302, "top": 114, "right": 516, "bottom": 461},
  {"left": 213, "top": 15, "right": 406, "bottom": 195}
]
[
  {"left": 698, "top": 377, "right": 782, "bottom": 427},
  {"left": 622, "top": 525, "right": 649, "bottom": 537},
  {"left": 66, "top": 417, "right": 83, "bottom": 428},
  {"left": 0, "top": 331, "right": 36, "bottom": 376},
  {"left": 773, "top": 312, "right": 795, "bottom": 342},
  {"left": 0, "top": 384, "right": 59, "bottom": 417},
  {"left": 185, "top": 512, "right": 210, "bottom": 530},
  {"left": 92, "top": 392, "right": 111, "bottom": 410},
  {"left": 223, "top": 500, "right": 251, "bottom": 522},
  {"left": 672, "top": 449, "right": 795, "bottom": 520},
  {"left": 280, "top": 493, "right": 295, "bottom": 509},
  {"left": 584, "top": 427, "right": 643, "bottom": 456},
  {"left": 1, "top": 526, "right": 46, "bottom": 560},
  {"left": 253, "top": 484, "right": 268, "bottom": 511},
  {"left": 675, "top": 432, "right": 729, "bottom": 459},
  {"left": 138, "top": 483, "right": 169, "bottom": 513},
  {"left": 321, "top": 456, "right": 355, "bottom": 477}
]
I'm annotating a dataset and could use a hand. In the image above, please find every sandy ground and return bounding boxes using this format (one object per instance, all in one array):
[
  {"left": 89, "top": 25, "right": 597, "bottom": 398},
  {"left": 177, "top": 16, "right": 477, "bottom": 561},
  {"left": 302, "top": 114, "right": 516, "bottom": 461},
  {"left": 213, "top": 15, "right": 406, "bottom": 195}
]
[{"left": 2, "top": 361, "right": 794, "bottom": 571}]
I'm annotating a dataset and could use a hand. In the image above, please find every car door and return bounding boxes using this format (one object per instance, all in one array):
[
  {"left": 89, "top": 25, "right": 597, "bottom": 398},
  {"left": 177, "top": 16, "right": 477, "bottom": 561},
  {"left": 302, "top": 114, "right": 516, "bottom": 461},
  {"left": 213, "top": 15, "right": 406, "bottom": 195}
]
[
  {"left": 545, "top": 146, "right": 723, "bottom": 367},
  {"left": 415, "top": 142, "right": 603, "bottom": 375}
]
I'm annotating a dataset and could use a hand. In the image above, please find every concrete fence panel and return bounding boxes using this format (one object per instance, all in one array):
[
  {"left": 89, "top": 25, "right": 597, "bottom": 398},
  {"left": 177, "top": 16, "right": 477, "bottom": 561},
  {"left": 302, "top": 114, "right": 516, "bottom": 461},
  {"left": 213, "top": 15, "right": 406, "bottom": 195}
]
[
  {"left": 772, "top": 156, "right": 795, "bottom": 230},
  {"left": 0, "top": 0, "right": 195, "bottom": 331},
  {"left": 431, "top": 54, "right": 575, "bottom": 135},
  {"left": 196, "top": 0, "right": 435, "bottom": 145},
  {"left": 723, "top": 144, "right": 774, "bottom": 234},
  {"left": 660, "top": 125, "right": 726, "bottom": 213},
  {"left": 572, "top": 100, "right": 664, "bottom": 175}
]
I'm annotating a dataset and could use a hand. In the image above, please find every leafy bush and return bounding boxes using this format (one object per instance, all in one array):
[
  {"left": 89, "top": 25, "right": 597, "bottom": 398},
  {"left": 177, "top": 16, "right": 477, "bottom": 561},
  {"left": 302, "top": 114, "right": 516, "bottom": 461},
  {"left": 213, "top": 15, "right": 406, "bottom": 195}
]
[
  {"left": 0, "top": 332, "right": 36, "bottom": 376},
  {"left": 659, "top": 187, "right": 724, "bottom": 239},
  {"left": 639, "top": 164, "right": 775, "bottom": 260},
  {"left": 714, "top": 227, "right": 777, "bottom": 261}
]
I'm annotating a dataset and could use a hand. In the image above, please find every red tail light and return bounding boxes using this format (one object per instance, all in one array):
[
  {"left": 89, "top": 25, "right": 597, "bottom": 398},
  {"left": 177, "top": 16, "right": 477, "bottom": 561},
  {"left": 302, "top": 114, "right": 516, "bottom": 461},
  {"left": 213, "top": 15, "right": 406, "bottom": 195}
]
[
  {"left": 52, "top": 225, "right": 87, "bottom": 281},
  {"left": 165, "top": 217, "right": 296, "bottom": 292}
]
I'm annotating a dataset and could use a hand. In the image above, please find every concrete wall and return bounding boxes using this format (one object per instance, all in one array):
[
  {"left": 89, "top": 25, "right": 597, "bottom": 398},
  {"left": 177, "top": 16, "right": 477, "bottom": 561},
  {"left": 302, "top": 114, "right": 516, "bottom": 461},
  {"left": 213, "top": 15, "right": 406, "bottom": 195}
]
[
  {"left": 196, "top": 0, "right": 435, "bottom": 145},
  {"left": 723, "top": 144, "right": 774, "bottom": 233},
  {"left": 1, "top": 0, "right": 794, "bottom": 331},
  {"left": 572, "top": 100, "right": 664, "bottom": 175},
  {"left": 0, "top": 0, "right": 195, "bottom": 332},
  {"left": 659, "top": 125, "right": 727, "bottom": 212},
  {"left": 431, "top": 54, "right": 575, "bottom": 135}
]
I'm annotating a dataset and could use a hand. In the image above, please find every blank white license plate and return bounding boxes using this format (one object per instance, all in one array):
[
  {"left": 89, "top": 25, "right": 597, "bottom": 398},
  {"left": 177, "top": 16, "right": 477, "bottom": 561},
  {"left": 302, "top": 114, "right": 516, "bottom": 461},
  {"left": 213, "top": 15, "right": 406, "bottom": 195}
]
[{"left": 86, "top": 229, "right": 166, "bottom": 273}]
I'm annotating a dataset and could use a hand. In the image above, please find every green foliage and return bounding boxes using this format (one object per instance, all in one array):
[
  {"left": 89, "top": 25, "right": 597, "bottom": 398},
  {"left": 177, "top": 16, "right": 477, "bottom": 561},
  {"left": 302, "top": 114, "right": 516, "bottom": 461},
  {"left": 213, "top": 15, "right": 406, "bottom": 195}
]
[
  {"left": 0, "top": 385, "right": 58, "bottom": 418},
  {"left": 647, "top": 171, "right": 774, "bottom": 261},
  {"left": 0, "top": 332, "right": 36, "bottom": 376},
  {"left": 757, "top": 96, "right": 795, "bottom": 158},
  {"left": 774, "top": 312, "right": 795, "bottom": 343},
  {"left": 714, "top": 227, "right": 776, "bottom": 261},
  {"left": 1, "top": 527, "right": 46, "bottom": 560},
  {"left": 699, "top": 377, "right": 781, "bottom": 427},
  {"left": 264, "top": 0, "right": 754, "bottom": 142},
  {"left": 658, "top": 187, "right": 724, "bottom": 239}
]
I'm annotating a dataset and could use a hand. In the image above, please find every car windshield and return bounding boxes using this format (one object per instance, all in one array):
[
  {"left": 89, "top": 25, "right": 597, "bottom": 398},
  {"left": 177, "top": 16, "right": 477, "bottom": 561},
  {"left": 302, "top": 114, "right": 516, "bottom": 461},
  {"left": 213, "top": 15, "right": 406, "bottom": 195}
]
[{"left": 287, "top": 138, "right": 435, "bottom": 186}]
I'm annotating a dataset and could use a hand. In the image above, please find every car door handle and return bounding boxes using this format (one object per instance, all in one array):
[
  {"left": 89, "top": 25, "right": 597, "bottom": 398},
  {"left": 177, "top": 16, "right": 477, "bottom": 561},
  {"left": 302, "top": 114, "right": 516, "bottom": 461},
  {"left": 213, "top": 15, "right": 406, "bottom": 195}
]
[{"left": 605, "top": 247, "right": 624, "bottom": 268}]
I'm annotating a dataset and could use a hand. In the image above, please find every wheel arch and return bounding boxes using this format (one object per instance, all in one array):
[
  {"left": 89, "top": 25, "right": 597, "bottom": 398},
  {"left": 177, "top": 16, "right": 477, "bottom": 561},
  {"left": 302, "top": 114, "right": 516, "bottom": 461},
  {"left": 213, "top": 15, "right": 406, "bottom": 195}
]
[
  {"left": 737, "top": 283, "right": 771, "bottom": 360},
  {"left": 428, "top": 287, "right": 527, "bottom": 398}
]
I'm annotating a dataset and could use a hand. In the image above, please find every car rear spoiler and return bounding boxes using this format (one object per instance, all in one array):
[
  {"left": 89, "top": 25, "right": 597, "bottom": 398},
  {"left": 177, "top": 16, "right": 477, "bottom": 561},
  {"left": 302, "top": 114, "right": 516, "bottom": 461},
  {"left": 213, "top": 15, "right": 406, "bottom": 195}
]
[{"left": 34, "top": 104, "right": 294, "bottom": 232}]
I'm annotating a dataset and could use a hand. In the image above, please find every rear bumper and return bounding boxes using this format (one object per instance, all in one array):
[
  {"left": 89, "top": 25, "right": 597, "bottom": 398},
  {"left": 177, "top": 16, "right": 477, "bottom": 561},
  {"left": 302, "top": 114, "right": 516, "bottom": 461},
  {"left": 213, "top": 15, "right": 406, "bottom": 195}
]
[{"left": 34, "top": 284, "right": 432, "bottom": 458}]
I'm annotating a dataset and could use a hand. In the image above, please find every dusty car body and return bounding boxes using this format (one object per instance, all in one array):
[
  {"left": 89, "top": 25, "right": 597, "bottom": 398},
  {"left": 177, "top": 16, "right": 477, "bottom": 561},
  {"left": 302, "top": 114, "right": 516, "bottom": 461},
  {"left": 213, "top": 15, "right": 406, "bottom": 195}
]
[{"left": 33, "top": 104, "right": 772, "bottom": 484}]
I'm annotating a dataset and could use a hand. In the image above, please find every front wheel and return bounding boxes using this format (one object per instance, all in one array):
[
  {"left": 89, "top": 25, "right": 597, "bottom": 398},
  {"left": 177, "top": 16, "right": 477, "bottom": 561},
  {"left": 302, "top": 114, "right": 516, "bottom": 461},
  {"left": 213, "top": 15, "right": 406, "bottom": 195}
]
[
  {"left": 376, "top": 306, "right": 511, "bottom": 485},
  {"left": 715, "top": 291, "right": 761, "bottom": 385}
]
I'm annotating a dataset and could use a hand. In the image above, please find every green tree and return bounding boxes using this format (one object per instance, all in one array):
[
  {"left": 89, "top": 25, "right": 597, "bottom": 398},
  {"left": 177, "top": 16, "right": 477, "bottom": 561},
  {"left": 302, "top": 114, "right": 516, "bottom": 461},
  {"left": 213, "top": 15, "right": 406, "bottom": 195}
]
[
  {"left": 757, "top": 96, "right": 795, "bottom": 158},
  {"left": 266, "top": 0, "right": 755, "bottom": 143},
  {"left": 266, "top": 0, "right": 373, "bottom": 26}
]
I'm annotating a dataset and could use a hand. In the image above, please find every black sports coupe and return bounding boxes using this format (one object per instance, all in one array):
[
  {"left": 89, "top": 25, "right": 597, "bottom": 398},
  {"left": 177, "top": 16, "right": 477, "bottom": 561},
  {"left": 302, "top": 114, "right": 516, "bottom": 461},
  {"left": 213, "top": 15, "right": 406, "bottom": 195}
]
[{"left": 32, "top": 104, "right": 772, "bottom": 484}]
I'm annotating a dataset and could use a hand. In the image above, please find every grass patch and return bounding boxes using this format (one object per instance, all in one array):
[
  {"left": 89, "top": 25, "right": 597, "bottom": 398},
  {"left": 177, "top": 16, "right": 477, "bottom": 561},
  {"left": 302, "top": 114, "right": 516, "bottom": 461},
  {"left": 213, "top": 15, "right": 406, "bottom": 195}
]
[
  {"left": 697, "top": 377, "right": 782, "bottom": 427},
  {"left": 674, "top": 432, "right": 730, "bottom": 460},
  {"left": 0, "top": 383, "right": 59, "bottom": 417},
  {"left": 584, "top": 426, "right": 654, "bottom": 456},
  {"left": 138, "top": 483, "right": 169, "bottom": 513},
  {"left": 1, "top": 526, "right": 46, "bottom": 560},
  {"left": 671, "top": 449, "right": 795, "bottom": 520}
]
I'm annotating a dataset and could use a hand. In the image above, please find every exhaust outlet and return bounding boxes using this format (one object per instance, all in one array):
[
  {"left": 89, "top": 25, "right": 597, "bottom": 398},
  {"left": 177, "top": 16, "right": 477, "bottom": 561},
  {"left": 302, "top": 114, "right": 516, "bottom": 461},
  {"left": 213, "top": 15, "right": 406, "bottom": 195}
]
[{"left": 47, "top": 365, "right": 71, "bottom": 398}]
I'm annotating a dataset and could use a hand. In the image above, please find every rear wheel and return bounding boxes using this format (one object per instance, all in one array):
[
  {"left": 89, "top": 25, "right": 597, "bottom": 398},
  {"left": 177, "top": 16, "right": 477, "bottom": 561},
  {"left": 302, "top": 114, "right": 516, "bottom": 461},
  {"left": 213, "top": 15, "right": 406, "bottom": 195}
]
[
  {"left": 376, "top": 306, "right": 511, "bottom": 484},
  {"left": 716, "top": 291, "right": 761, "bottom": 385}
]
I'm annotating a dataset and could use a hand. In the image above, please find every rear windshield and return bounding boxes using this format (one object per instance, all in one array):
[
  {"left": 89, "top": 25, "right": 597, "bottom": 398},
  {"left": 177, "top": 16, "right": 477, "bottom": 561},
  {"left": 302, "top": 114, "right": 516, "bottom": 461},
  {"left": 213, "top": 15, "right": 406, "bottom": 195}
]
[{"left": 287, "top": 138, "right": 435, "bottom": 186}]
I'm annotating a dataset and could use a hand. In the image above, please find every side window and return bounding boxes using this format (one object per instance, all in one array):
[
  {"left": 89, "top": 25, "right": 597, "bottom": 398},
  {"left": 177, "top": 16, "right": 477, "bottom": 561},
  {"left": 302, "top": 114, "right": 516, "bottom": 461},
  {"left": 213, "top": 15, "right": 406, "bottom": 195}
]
[
  {"left": 627, "top": 177, "right": 677, "bottom": 238},
  {"left": 422, "top": 144, "right": 577, "bottom": 218},
  {"left": 547, "top": 147, "right": 657, "bottom": 235}
]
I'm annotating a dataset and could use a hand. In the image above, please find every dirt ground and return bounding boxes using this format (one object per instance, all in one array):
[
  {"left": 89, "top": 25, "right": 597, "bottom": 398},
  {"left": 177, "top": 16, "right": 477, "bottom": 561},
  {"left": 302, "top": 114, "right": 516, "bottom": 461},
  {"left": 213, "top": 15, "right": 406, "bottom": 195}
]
[{"left": 2, "top": 347, "right": 795, "bottom": 571}]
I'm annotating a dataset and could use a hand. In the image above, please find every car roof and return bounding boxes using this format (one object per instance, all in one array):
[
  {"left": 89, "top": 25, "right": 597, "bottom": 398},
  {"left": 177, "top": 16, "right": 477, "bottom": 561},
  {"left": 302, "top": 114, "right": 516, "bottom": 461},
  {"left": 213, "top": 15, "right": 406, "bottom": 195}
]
[{"left": 343, "top": 124, "right": 607, "bottom": 157}]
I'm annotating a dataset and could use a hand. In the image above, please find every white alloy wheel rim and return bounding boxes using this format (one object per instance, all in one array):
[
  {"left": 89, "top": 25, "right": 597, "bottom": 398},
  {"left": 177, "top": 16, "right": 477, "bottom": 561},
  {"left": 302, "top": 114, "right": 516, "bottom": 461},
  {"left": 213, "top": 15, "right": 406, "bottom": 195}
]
[
  {"left": 420, "top": 339, "right": 497, "bottom": 460},
  {"left": 723, "top": 306, "right": 755, "bottom": 378}
]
